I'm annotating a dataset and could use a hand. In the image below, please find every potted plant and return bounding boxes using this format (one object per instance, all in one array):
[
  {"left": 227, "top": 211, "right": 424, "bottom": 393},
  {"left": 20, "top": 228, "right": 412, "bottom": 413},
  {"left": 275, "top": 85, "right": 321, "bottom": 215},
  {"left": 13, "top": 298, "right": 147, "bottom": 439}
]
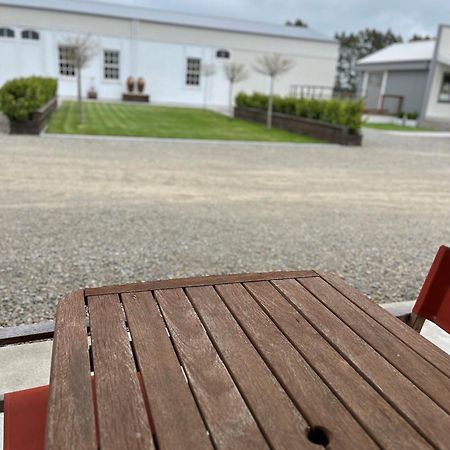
[
  {"left": 127, "top": 76, "right": 135, "bottom": 93},
  {"left": 88, "top": 78, "right": 97, "bottom": 99},
  {"left": 137, "top": 77, "right": 145, "bottom": 93}
]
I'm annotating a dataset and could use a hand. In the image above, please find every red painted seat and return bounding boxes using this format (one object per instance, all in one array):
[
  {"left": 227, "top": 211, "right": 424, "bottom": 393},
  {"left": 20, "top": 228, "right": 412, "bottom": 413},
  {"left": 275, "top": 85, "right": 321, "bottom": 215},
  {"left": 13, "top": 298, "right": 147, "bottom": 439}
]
[
  {"left": 3, "top": 385, "right": 48, "bottom": 450},
  {"left": 408, "top": 245, "right": 450, "bottom": 333},
  {"left": 3, "top": 374, "right": 147, "bottom": 449}
]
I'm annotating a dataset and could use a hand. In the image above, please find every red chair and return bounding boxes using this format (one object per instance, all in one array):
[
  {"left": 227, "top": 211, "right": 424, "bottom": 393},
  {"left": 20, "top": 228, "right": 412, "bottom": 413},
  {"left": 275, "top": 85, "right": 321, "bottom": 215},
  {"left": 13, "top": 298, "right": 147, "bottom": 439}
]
[
  {"left": 3, "top": 385, "right": 48, "bottom": 450},
  {"left": 408, "top": 245, "right": 450, "bottom": 333}
]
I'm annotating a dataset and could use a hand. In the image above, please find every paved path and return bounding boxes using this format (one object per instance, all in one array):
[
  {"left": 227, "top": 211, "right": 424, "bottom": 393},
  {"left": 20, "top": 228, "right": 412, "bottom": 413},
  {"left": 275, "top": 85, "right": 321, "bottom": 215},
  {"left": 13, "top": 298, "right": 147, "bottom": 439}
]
[{"left": 0, "top": 129, "right": 449, "bottom": 325}]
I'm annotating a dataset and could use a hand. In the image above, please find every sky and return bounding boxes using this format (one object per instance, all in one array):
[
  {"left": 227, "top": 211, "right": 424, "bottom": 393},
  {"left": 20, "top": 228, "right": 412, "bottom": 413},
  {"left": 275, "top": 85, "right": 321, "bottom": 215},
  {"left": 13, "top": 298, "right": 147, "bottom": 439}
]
[{"left": 93, "top": 0, "right": 450, "bottom": 40}]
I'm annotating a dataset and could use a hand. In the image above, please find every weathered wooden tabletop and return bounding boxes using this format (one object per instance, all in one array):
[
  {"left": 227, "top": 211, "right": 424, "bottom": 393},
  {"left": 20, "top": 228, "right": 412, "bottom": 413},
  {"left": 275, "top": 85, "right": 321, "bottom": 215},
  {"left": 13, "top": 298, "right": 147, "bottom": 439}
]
[{"left": 45, "top": 271, "right": 450, "bottom": 450}]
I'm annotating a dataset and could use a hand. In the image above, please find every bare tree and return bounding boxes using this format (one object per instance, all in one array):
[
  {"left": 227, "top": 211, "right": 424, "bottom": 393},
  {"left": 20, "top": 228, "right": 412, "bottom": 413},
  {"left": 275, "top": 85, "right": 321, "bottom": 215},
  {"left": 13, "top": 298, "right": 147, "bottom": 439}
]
[
  {"left": 253, "top": 54, "right": 294, "bottom": 128},
  {"left": 223, "top": 62, "right": 248, "bottom": 115},
  {"left": 202, "top": 64, "right": 217, "bottom": 109},
  {"left": 61, "top": 34, "right": 99, "bottom": 123}
]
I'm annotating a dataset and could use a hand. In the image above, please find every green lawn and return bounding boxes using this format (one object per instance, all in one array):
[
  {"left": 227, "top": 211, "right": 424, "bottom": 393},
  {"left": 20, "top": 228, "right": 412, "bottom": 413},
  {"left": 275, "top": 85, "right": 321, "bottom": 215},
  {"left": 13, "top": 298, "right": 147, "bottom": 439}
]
[
  {"left": 47, "top": 101, "right": 322, "bottom": 143},
  {"left": 364, "top": 123, "right": 431, "bottom": 132}
]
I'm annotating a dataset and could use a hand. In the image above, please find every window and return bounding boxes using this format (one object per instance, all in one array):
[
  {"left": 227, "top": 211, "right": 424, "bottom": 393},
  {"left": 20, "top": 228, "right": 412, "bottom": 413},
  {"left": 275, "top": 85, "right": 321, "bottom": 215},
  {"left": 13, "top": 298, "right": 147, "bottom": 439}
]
[
  {"left": 104, "top": 50, "right": 120, "bottom": 80},
  {"left": 438, "top": 73, "right": 450, "bottom": 103},
  {"left": 22, "top": 29, "right": 39, "bottom": 40},
  {"left": 186, "top": 57, "right": 201, "bottom": 86},
  {"left": 58, "top": 46, "right": 76, "bottom": 76},
  {"left": 216, "top": 49, "right": 230, "bottom": 59},
  {"left": 0, "top": 27, "right": 14, "bottom": 38}
]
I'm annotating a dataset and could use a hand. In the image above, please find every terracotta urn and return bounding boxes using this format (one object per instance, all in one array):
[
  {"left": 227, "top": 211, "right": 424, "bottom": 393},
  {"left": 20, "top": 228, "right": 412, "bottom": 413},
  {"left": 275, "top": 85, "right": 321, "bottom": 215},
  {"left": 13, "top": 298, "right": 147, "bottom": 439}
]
[
  {"left": 137, "top": 77, "right": 145, "bottom": 93},
  {"left": 127, "top": 76, "right": 135, "bottom": 93}
]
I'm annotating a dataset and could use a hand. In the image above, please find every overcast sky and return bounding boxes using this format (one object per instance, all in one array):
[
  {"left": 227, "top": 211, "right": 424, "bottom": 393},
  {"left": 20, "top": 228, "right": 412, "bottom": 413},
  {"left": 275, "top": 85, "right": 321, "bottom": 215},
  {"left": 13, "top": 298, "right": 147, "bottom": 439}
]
[{"left": 94, "top": 0, "right": 449, "bottom": 39}]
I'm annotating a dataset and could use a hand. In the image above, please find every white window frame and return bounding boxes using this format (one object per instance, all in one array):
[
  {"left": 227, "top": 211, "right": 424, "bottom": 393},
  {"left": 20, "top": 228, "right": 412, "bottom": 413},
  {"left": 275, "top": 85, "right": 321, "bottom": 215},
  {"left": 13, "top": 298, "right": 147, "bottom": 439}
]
[
  {"left": 0, "top": 27, "right": 15, "bottom": 39},
  {"left": 103, "top": 49, "right": 120, "bottom": 81},
  {"left": 22, "top": 29, "right": 39, "bottom": 40},
  {"left": 58, "top": 46, "right": 76, "bottom": 77},
  {"left": 185, "top": 57, "right": 201, "bottom": 87},
  {"left": 216, "top": 49, "right": 230, "bottom": 59},
  {"left": 438, "top": 72, "right": 450, "bottom": 103}
]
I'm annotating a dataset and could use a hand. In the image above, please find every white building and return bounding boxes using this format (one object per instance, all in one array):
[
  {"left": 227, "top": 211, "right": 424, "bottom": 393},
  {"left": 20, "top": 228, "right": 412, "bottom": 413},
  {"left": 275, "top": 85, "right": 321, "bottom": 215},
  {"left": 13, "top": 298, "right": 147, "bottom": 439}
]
[
  {"left": 0, "top": 0, "right": 338, "bottom": 110},
  {"left": 356, "top": 24, "right": 450, "bottom": 129}
]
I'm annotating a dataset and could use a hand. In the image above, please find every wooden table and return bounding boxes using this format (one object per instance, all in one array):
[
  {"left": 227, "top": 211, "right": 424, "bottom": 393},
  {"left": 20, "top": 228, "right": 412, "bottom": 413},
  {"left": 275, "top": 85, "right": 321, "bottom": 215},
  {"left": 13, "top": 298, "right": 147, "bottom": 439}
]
[{"left": 45, "top": 271, "right": 450, "bottom": 450}]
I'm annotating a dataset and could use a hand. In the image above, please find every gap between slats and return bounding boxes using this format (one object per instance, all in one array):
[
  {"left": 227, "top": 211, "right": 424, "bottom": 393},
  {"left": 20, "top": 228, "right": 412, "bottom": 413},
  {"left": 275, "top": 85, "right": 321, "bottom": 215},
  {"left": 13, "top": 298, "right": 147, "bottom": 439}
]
[
  {"left": 83, "top": 293, "right": 100, "bottom": 447},
  {"left": 317, "top": 272, "right": 450, "bottom": 380},
  {"left": 183, "top": 286, "right": 291, "bottom": 450},
  {"left": 270, "top": 279, "right": 447, "bottom": 449},
  {"left": 87, "top": 294, "right": 156, "bottom": 450},
  {"left": 243, "top": 281, "right": 438, "bottom": 450},
  {"left": 117, "top": 292, "right": 160, "bottom": 450},
  {"left": 210, "top": 284, "right": 377, "bottom": 450},
  {"left": 120, "top": 291, "right": 217, "bottom": 450},
  {"left": 296, "top": 277, "right": 450, "bottom": 415}
]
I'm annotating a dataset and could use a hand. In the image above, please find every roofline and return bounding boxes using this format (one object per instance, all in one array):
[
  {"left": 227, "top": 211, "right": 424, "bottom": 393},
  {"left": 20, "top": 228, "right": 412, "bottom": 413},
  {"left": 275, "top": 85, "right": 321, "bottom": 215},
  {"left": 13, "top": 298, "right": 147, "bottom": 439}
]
[
  {"left": 356, "top": 40, "right": 436, "bottom": 66},
  {"left": 0, "top": 0, "right": 337, "bottom": 44},
  {"left": 356, "top": 58, "right": 432, "bottom": 67}
]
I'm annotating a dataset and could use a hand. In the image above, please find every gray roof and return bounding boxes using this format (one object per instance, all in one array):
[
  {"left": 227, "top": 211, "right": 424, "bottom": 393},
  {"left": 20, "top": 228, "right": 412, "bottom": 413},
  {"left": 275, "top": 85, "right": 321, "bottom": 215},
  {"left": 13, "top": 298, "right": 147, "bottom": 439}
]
[
  {"left": 357, "top": 40, "right": 435, "bottom": 66},
  {"left": 1, "top": 0, "right": 336, "bottom": 43}
]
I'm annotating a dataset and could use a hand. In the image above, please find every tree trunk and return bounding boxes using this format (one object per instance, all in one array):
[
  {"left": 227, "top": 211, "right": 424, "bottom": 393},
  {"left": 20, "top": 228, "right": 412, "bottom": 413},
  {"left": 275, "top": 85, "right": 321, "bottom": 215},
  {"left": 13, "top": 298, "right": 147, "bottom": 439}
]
[
  {"left": 77, "top": 66, "right": 84, "bottom": 124},
  {"left": 228, "top": 81, "right": 233, "bottom": 117},
  {"left": 203, "top": 76, "right": 208, "bottom": 110},
  {"left": 267, "top": 76, "right": 274, "bottom": 129}
]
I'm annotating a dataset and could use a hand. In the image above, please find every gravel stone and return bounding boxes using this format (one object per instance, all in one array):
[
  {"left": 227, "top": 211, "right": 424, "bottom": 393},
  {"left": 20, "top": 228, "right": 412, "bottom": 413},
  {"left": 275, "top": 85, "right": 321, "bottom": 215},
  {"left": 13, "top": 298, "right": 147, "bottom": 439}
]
[{"left": 0, "top": 130, "right": 449, "bottom": 326}]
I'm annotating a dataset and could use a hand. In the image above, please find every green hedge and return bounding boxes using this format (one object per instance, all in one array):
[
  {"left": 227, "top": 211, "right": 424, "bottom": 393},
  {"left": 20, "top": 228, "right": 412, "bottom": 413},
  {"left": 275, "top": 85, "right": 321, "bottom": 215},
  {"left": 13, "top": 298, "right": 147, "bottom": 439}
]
[
  {"left": 396, "top": 111, "right": 418, "bottom": 120},
  {"left": 235, "top": 92, "right": 364, "bottom": 134},
  {"left": 0, "top": 76, "right": 57, "bottom": 121}
]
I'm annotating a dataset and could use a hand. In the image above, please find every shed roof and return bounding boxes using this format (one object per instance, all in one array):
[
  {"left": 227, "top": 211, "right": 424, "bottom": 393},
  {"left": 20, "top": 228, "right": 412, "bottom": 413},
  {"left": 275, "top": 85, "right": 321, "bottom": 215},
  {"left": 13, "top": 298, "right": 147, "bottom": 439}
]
[
  {"left": 0, "top": 0, "right": 336, "bottom": 43},
  {"left": 357, "top": 40, "right": 435, "bottom": 66}
]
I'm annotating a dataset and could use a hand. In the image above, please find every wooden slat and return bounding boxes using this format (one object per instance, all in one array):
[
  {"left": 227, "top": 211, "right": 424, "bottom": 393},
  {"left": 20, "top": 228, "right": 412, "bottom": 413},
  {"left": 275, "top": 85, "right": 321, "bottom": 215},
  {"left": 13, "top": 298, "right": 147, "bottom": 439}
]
[
  {"left": 85, "top": 270, "right": 317, "bottom": 296},
  {"left": 45, "top": 290, "right": 96, "bottom": 450},
  {"left": 88, "top": 294, "right": 154, "bottom": 450},
  {"left": 121, "top": 291, "right": 213, "bottom": 450},
  {"left": 319, "top": 271, "right": 450, "bottom": 377},
  {"left": 155, "top": 288, "right": 269, "bottom": 450},
  {"left": 215, "top": 282, "right": 378, "bottom": 450},
  {"left": 186, "top": 285, "right": 316, "bottom": 450},
  {"left": 245, "top": 281, "right": 432, "bottom": 450},
  {"left": 0, "top": 320, "right": 54, "bottom": 346},
  {"left": 300, "top": 276, "right": 450, "bottom": 414},
  {"left": 274, "top": 278, "right": 450, "bottom": 450}
]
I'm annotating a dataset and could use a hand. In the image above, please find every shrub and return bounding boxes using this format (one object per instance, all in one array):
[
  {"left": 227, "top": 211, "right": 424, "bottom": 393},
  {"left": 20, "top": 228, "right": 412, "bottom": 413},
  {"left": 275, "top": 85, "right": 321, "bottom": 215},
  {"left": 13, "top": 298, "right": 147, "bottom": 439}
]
[
  {"left": 396, "top": 111, "right": 418, "bottom": 120},
  {"left": 235, "top": 92, "right": 364, "bottom": 134},
  {"left": 0, "top": 76, "right": 57, "bottom": 121}
]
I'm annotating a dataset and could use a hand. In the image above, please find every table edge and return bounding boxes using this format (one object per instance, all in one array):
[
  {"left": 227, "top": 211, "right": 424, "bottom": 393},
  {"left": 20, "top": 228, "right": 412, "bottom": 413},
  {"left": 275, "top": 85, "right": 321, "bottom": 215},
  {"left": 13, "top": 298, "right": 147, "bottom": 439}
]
[{"left": 84, "top": 270, "right": 318, "bottom": 296}]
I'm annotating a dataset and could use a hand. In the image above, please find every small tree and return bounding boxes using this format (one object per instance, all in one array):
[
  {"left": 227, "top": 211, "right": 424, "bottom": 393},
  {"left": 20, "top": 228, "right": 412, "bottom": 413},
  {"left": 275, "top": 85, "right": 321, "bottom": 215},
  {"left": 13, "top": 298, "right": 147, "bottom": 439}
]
[
  {"left": 253, "top": 54, "right": 294, "bottom": 128},
  {"left": 202, "top": 64, "right": 217, "bottom": 109},
  {"left": 61, "top": 34, "right": 98, "bottom": 123},
  {"left": 223, "top": 62, "right": 248, "bottom": 115}
]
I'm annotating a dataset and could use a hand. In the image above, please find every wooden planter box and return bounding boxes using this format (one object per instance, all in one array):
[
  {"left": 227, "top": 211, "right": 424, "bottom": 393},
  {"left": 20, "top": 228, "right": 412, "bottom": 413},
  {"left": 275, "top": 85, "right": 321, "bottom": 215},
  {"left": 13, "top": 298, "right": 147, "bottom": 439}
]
[
  {"left": 234, "top": 106, "right": 362, "bottom": 146},
  {"left": 122, "top": 93, "right": 150, "bottom": 103},
  {"left": 9, "top": 97, "right": 57, "bottom": 135}
]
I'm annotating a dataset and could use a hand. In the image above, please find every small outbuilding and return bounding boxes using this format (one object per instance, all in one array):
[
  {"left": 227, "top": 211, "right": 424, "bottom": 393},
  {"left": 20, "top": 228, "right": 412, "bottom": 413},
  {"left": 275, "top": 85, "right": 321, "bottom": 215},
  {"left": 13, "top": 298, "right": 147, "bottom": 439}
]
[{"left": 356, "top": 24, "right": 450, "bottom": 129}]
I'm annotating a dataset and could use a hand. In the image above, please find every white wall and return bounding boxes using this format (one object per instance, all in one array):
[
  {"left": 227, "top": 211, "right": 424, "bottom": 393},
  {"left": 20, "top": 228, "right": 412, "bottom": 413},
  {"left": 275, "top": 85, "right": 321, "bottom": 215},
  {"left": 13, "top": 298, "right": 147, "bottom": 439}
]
[
  {"left": 0, "top": 5, "right": 338, "bottom": 108},
  {"left": 424, "top": 25, "right": 450, "bottom": 121}
]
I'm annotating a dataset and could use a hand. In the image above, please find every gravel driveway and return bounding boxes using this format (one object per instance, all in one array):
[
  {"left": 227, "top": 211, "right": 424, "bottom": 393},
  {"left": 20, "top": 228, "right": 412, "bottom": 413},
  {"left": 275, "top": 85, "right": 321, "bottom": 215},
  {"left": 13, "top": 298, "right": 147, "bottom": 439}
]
[{"left": 1, "top": 130, "right": 449, "bottom": 326}]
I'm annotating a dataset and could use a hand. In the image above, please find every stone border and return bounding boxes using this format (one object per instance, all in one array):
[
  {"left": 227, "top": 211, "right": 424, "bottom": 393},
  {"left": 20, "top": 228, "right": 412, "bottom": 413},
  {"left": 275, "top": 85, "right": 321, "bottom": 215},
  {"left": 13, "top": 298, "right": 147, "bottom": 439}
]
[
  {"left": 9, "top": 97, "right": 57, "bottom": 135},
  {"left": 382, "top": 301, "right": 414, "bottom": 322},
  {"left": 0, "top": 320, "right": 54, "bottom": 346},
  {"left": 235, "top": 106, "right": 362, "bottom": 146}
]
